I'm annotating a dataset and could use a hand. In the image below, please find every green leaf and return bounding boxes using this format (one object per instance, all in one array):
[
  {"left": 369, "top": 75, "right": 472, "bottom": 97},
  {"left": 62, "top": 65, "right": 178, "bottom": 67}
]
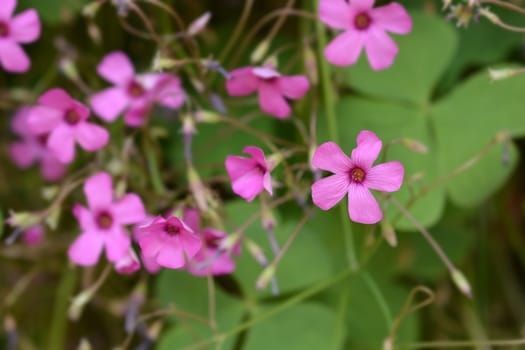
[
  {"left": 18, "top": 0, "right": 89, "bottom": 24},
  {"left": 244, "top": 303, "right": 340, "bottom": 350},
  {"left": 344, "top": 12, "right": 457, "bottom": 106}
]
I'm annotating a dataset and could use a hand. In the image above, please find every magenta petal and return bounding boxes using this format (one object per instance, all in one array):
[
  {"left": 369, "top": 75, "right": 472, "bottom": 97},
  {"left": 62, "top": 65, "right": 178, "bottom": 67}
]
[
  {"left": 365, "top": 161, "right": 404, "bottom": 192},
  {"left": 243, "top": 146, "right": 266, "bottom": 166},
  {"left": 10, "top": 9, "right": 41, "bottom": 43},
  {"left": 0, "top": 40, "right": 30, "bottom": 72},
  {"left": 73, "top": 204, "right": 94, "bottom": 231},
  {"left": 154, "top": 74, "right": 185, "bottom": 109},
  {"left": 40, "top": 153, "right": 66, "bottom": 181},
  {"left": 232, "top": 168, "right": 264, "bottom": 202},
  {"left": 142, "top": 254, "right": 161, "bottom": 274},
  {"left": 90, "top": 87, "right": 129, "bottom": 122},
  {"left": 319, "top": 0, "right": 352, "bottom": 30},
  {"left": 312, "top": 142, "right": 352, "bottom": 173},
  {"left": 181, "top": 232, "right": 202, "bottom": 260},
  {"left": 9, "top": 142, "right": 37, "bottom": 168},
  {"left": 351, "top": 130, "right": 382, "bottom": 169},
  {"left": 138, "top": 233, "right": 163, "bottom": 258},
  {"left": 263, "top": 172, "right": 273, "bottom": 195},
  {"left": 0, "top": 0, "right": 16, "bottom": 19},
  {"left": 347, "top": 183, "right": 382, "bottom": 224},
  {"left": 47, "top": 125, "right": 75, "bottom": 164},
  {"left": 324, "top": 31, "right": 364, "bottom": 67},
  {"left": 112, "top": 193, "right": 146, "bottom": 225},
  {"left": 27, "top": 106, "right": 62, "bottom": 134},
  {"left": 38, "top": 88, "right": 74, "bottom": 110},
  {"left": 258, "top": 82, "right": 291, "bottom": 118},
  {"left": 363, "top": 28, "right": 399, "bottom": 71},
  {"left": 123, "top": 104, "right": 149, "bottom": 127},
  {"left": 183, "top": 208, "right": 201, "bottom": 232},
  {"left": 157, "top": 241, "right": 185, "bottom": 269},
  {"left": 278, "top": 76, "right": 310, "bottom": 100},
  {"left": 75, "top": 123, "right": 109, "bottom": 151},
  {"left": 225, "top": 155, "right": 257, "bottom": 181},
  {"left": 68, "top": 232, "right": 104, "bottom": 266},
  {"left": 372, "top": 3, "right": 412, "bottom": 34},
  {"left": 97, "top": 51, "right": 135, "bottom": 85},
  {"left": 311, "top": 174, "right": 349, "bottom": 210},
  {"left": 104, "top": 228, "right": 131, "bottom": 262},
  {"left": 84, "top": 172, "right": 113, "bottom": 209},
  {"left": 352, "top": 0, "right": 375, "bottom": 9},
  {"left": 226, "top": 67, "right": 258, "bottom": 96}
]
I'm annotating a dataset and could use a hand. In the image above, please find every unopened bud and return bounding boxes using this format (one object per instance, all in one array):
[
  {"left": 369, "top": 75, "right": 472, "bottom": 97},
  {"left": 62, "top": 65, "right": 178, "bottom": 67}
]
[
  {"left": 447, "top": 5, "right": 473, "bottom": 27},
  {"left": 87, "top": 22, "right": 101, "bottom": 45},
  {"left": 181, "top": 115, "right": 196, "bottom": 136},
  {"left": 45, "top": 207, "right": 61, "bottom": 231},
  {"left": 495, "top": 130, "right": 511, "bottom": 143},
  {"left": 187, "top": 12, "right": 211, "bottom": 36},
  {"left": 304, "top": 46, "right": 318, "bottom": 85},
  {"left": 477, "top": 7, "right": 499, "bottom": 24},
  {"left": 59, "top": 57, "right": 79, "bottom": 81},
  {"left": 6, "top": 211, "right": 40, "bottom": 229},
  {"left": 381, "top": 220, "right": 397, "bottom": 247},
  {"left": 218, "top": 231, "right": 242, "bottom": 252},
  {"left": 69, "top": 289, "right": 94, "bottom": 321},
  {"left": 256, "top": 265, "right": 276, "bottom": 290},
  {"left": 402, "top": 138, "right": 428, "bottom": 154},
  {"left": 245, "top": 239, "right": 268, "bottom": 266},
  {"left": 195, "top": 110, "right": 221, "bottom": 123},
  {"left": 82, "top": 1, "right": 103, "bottom": 18},
  {"left": 488, "top": 68, "right": 517, "bottom": 81},
  {"left": 383, "top": 337, "right": 393, "bottom": 350},
  {"left": 442, "top": 0, "right": 453, "bottom": 10},
  {"left": 77, "top": 338, "right": 92, "bottom": 350},
  {"left": 451, "top": 269, "right": 472, "bottom": 298},
  {"left": 42, "top": 185, "right": 59, "bottom": 201},
  {"left": 187, "top": 166, "right": 208, "bottom": 212},
  {"left": 251, "top": 40, "right": 270, "bottom": 63}
]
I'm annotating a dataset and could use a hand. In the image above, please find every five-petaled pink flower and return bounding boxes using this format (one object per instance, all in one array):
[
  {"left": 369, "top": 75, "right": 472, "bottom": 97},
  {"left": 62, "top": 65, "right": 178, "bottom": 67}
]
[
  {"left": 311, "top": 130, "right": 404, "bottom": 224},
  {"left": 27, "top": 88, "right": 109, "bottom": 164},
  {"left": 135, "top": 215, "right": 202, "bottom": 269},
  {"left": 68, "top": 172, "right": 146, "bottom": 266},
  {"left": 90, "top": 51, "right": 185, "bottom": 127},
  {"left": 183, "top": 208, "right": 239, "bottom": 276},
  {"left": 225, "top": 146, "right": 273, "bottom": 202},
  {"left": 319, "top": 0, "right": 412, "bottom": 70},
  {"left": 0, "top": 0, "right": 41, "bottom": 73},
  {"left": 8, "top": 107, "right": 66, "bottom": 181},
  {"left": 226, "top": 65, "right": 309, "bottom": 118}
]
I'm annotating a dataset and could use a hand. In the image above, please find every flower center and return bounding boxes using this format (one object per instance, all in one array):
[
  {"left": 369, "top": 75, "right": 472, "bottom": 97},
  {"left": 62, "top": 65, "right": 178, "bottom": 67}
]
[
  {"left": 127, "top": 80, "right": 145, "bottom": 98},
  {"left": 37, "top": 134, "right": 49, "bottom": 146},
  {"left": 256, "top": 164, "right": 266, "bottom": 174},
  {"left": 206, "top": 236, "right": 222, "bottom": 249},
  {"left": 0, "top": 21, "right": 9, "bottom": 38},
  {"left": 354, "top": 12, "right": 372, "bottom": 30},
  {"left": 350, "top": 167, "right": 366, "bottom": 183},
  {"left": 96, "top": 211, "right": 113, "bottom": 230},
  {"left": 165, "top": 223, "right": 181, "bottom": 236},
  {"left": 64, "top": 109, "right": 81, "bottom": 125}
]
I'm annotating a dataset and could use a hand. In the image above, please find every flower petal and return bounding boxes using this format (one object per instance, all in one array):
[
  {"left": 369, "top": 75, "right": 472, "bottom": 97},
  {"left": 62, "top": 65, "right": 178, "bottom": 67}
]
[
  {"left": 40, "top": 153, "right": 66, "bottom": 181},
  {"left": 351, "top": 0, "right": 375, "bottom": 10},
  {"left": 263, "top": 172, "right": 273, "bottom": 196},
  {"left": 90, "top": 87, "right": 129, "bottom": 122},
  {"left": 10, "top": 9, "right": 41, "bottom": 43},
  {"left": 73, "top": 204, "right": 94, "bottom": 231},
  {"left": 278, "top": 76, "right": 310, "bottom": 100},
  {"left": 311, "top": 173, "right": 349, "bottom": 210},
  {"left": 372, "top": 2, "right": 412, "bottom": 34},
  {"left": 104, "top": 228, "right": 131, "bottom": 262},
  {"left": 68, "top": 232, "right": 104, "bottom": 266},
  {"left": 363, "top": 27, "right": 399, "bottom": 71},
  {"left": 365, "top": 161, "right": 404, "bottom": 192},
  {"left": 0, "top": 0, "right": 16, "bottom": 19},
  {"left": 182, "top": 208, "right": 201, "bottom": 232},
  {"left": 157, "top": 239, "right": 185, "bottom": 269},
  {"left": 112, "top": 193, "right": 146, "bottom": 225},
  {"left": 226, "top": 67, "right": 258, "bottom": 96},
  {"left": 9, "top": 142, "right": 37, "bottom": 168},
  {"left": 347, "top": 183, "right": 382, "bottom": 224},
  {"left": 97, "top": 51, "right": 135, "bottom": 85},
  {"left": 312, "top": 141, "right": 352, "bottom": 173},
  {"left": 319, "top": 0, "right": 352, "bottom": 30},
  {"left": 232, "top": 168, "right": 264, "bottom": 202},
  {"left": 225, "top": 155, "right": 257, "bottom": 181},
  {"left": 351, "top": 130, "right": 382, "bottom": 169},
  {"left": 0, "top": 40, "right": 30, "bottom": 72},
  {"left": 123, "top": 103, "right": 149, "bottom": 127},
  {"left": 75, "top": 123, "right": 109, "bottom": 151},
  {"left": 324, "top": 30, "right": 365, "bottom": 67},
  {"left": 243, "top": 146, "right": 266, "bottom": 167},
  {"left": 47, "top": 124, "right": 75, "bottom": 164},
  {"left": 154, "top": 74, "right": 185, "bottom": 109},
  {"left": 181, "top": 232, "right": 202, "bottom": 260},
  {"left": 27, "top": 106, "right": 62, "bottom": 134},
  {"left": 38, "top": 88, "right": 73, "bottom": 110},
  {"left": 84, "top": 172, "right": 113, "bottom": 209},
  {"left": 258, "top": 81, "right": 291, "bottom": 118}
]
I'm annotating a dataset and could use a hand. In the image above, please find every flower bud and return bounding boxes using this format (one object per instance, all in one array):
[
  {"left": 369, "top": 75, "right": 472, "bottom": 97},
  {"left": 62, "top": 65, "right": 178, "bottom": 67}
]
[
  {"left": 251, "top": 40, "right": 270, "bottom": 64},
  {"left": 402, "top": 138, "right": 428, "bottom": 154},
  {"left": 187, "top": 12, "right": 211, "bottom": 36},
  {"left": 489, "top": 68, "right": 517, "bottom": 81},
  {"left": 452, "top": 269, "right": 472, "bottom": 298},
  {"left": 69, "top": 289, "right": 94, "bottom": 321},
  {"left": 256, "top": 265, "right": 276, "bottom": 290},
  {"left": 381, "top": 220, "right": 397, "bottom": 247}
]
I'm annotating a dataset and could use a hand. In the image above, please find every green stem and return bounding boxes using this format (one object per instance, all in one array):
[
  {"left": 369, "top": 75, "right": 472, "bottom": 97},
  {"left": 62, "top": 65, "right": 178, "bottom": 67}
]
[
  {"left": 143, "top": 133, "right": 166, "bottom": 194},
  {"left": 314, "top": 0, "right": 358, "bottom": 271},
  {"left": 47, "top": 265, "right": 77, "bottom": 350},
  {"left": 361, "top": 271, "right": 393, "bottom": 330}
]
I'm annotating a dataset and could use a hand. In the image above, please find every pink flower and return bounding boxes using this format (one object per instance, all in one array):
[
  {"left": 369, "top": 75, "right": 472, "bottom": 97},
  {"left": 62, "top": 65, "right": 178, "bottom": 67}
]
[
  {"left": 311, "top": 131, "right": 404, "bottom": 224},
  {"left": 8, "top": 107, "right": 65, "bottom": 181},
  {"left": 225, "top": 146, "right": 273, "bottom": 202},
  {"left": 0, "top": 0, "right": 40, "bottom": 73},
  {"left": 132, "top": 217, "right": 161, "bottom": 274},
  {"left": 68, "top": 172, "right": 146, "bottom": 266},
  {"left": 183, "top": 208, "right": 238, "bottom": 276},
  {"left": 226, "top": 65, "right": 309, "bottom": 118},
  {"left": 319, "top": 0, "right": 412, "bottom": 70},
  {"left": 90, "top": 51, "right": 185, "bottom": 127},
  {"left": 27, "top": 88, "right": 109, "bottom": 164},
  {"left": 114, "top": 249, "right": 141, "bottom": 275},
  {"left": 22, "top": 225, "right": 44, "bottom": 246},
  {"left": 135, "top": 215, "right": 202, "bottom": 269}
]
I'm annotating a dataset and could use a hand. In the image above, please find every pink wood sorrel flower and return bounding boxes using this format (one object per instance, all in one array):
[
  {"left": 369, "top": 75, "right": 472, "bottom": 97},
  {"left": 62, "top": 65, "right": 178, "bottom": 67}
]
[
  {"left": 8, "top": 107, "right": 65, "bottom": 181},
  {"left": 90, "top": 51, "right": 185, "bottom": 127},
  {"left": 319, "top": 0, "right": 412, "bottom": 70},
  {"left": 27, "top": 88, "right": 109, "bottom": 164},
  {"left": 135, "top": 215, "right": 202, "bottom": 269},
  {"left": 225, "top": 146, "right": 273, "bottom": 202},
  {"left": 183, "top": 209, "right": 238, "bottom": 276},
  {"left": 68, "top": 172, "right": 146, "bottom": 266},
  {"left": 226, "top": 66, "right": 309, "bottom": 118},
  {"left": 311, "top": 130, "right": 404, "bottom": 224},
  {"left": 0, "top": 0, "right": 41, "bottom": 73}
]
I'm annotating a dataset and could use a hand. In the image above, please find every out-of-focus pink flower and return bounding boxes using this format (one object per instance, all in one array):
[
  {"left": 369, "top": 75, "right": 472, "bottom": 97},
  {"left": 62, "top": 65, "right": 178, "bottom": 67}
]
[
  {"left": 90, "top": 51, "right": 185, "bottom": 127},
  {"left": 27, "top": 88, "right": 109, "bottom": 164},
  {"left": 183, "top": 208, "right": 239, "bottom": 276},
  {"left": 8, "top": 107, "right": 65, "bottom": 181},
  {"left": 311, "top": 130, "right": 404, "bottom": 224},
  {"left": 68, "top": 172, "right": 146, "bottom": 266},
  {"left": 319, "top": 0, "right": 412, "bottom": 70},
  {"left": 132, "top": 216, "right": 161, "bottom": 274},
  {"left": 135, "top": 215, "right": 202, "bottom": 269},
  {"left": 0, "top": 0, "right": 41, "bottom": 73},
  {"left": 225, "top": 146, "right": 273, "bottom": 202},
  {"left": 22, "top": 225, "right": 44, "bottom": 246},
  {"left": 226, "top": 65, "right": 309, "bottom": 118},
  {"left": 114, "top": 248, "right": 141, "bottom": 275}
]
